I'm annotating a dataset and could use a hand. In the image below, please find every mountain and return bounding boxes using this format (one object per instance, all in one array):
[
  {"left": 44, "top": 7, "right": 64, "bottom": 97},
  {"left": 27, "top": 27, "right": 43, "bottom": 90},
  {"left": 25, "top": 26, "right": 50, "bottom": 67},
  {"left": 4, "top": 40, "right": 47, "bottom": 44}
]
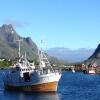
[
  {"left": 84, "top": 44, "right": 100, "bottom": 66},
  {"left": 0, "top": 24, "right": 60, "bottom": 65},
  {"left": 46, "top": 48, "right": 95, "bottom": 63},
  {"left": 0, "top": 24, "right": 38, "bottom": 60}
]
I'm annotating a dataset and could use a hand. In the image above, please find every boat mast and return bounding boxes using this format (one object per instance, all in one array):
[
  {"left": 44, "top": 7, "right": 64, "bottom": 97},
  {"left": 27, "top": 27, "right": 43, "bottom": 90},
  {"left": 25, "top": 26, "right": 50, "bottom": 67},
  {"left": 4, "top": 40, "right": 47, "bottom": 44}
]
[
  {"left": 40, "top": 40, "right": 43, "bottom": 62},
  {"left": 24, "top": 51, "right": 27, "bottom": 63},
  {"left": 24, "top": 51, "right": 27, "bottom": 67},
  {"left": 39, "top": 40, "right": 54, "bottom": 72},
  {"left": 38, "top": 48, "right": 41, "bottom": 66},
  {"left": 38, "top": 40, "right": 43, "bottom": 69},
  {"left": 16, "top": 38, "right": 22, "bottom": 58}
]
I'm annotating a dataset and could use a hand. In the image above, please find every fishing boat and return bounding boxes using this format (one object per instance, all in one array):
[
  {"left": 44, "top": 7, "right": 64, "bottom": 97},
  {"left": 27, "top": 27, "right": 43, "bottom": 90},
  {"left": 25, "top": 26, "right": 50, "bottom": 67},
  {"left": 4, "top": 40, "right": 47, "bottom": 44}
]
[{"left": 4, "top": 39, "right": 61, "bottom": 92}]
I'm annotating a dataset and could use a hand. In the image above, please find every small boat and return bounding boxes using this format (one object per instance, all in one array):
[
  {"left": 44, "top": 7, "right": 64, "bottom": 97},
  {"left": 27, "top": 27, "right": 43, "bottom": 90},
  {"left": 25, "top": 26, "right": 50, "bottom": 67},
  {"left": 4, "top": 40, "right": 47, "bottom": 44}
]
[
  {"left": 4, "top": 39, "right": 61, "bottom": 92},
  {"left": 88, "top": 68, "right": 96, "bottom": 75},
  {"left": 72, "top": 67, "right": 75, "bottom": 73},
  {"left": 82, "top": 63, "right": 96, "bottom": 75}
]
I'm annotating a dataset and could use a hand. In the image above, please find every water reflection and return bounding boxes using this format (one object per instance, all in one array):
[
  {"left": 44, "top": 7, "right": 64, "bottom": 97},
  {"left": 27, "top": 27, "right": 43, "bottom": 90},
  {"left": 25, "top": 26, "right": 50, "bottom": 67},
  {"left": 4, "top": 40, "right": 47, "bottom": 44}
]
[
  {"left": 0, "top": 90, "right": 4, "bottom": 100},
  {"left": 3, "top": 91, "right": 60, "bottom": 100}
]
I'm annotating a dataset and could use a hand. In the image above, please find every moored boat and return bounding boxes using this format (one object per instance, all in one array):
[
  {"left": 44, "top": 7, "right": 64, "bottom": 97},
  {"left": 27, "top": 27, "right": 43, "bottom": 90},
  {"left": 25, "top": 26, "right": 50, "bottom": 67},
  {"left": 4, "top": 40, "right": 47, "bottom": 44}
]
[
  {"left": 4, "top": 39, "right": 61, "bottom": 92},
  {"left": 88, "top": 67, "right": 96, "bottom": 75},
  {"left": 72, "top": 66, "right": 75, "bottom": 73},
  {"left": 82, "top": 63, "right": 96, "bottom": 75}
]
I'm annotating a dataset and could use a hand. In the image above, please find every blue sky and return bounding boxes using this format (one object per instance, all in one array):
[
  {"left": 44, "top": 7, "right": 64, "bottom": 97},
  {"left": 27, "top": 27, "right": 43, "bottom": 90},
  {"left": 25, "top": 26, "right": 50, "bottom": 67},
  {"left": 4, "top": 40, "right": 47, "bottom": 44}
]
[{"left": 0, "top": 0, "right": 100, "bottom": 49}]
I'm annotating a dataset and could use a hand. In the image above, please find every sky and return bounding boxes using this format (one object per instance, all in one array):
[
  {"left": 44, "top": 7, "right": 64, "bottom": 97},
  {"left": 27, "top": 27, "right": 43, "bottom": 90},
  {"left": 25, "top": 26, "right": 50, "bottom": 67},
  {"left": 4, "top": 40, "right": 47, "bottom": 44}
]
[{"left": 0, "top": 0, "right": 100, "bottom": 50}]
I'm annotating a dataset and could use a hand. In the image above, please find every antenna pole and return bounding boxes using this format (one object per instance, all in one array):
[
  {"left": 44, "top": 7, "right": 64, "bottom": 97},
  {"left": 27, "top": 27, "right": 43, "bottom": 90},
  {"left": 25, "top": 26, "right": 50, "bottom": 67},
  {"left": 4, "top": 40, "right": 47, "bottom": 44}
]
[
  {"left": 16, "top": 38, "right": 22, "bottom": 58},
  {"left": 25, "top": 52, "right": 26, "bottom": 61},
  {"left": 40, "top": 40, "right": 43, "bottom": 61},
  {"left": 19, "top": 40, "right": 20, "bottom": 58}
]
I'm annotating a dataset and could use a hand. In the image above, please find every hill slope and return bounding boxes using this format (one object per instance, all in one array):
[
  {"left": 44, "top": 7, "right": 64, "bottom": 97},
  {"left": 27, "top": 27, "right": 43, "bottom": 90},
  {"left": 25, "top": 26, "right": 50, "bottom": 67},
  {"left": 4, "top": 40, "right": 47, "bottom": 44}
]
[
  {"left": 0, "top": 24, "right": 38, "bottom": 60},
  {"left": 0, "top": 24, "right": 60, "bottom": 65},
  {"left": 84, "top": 44, "right": 100, "bottom": 66}
]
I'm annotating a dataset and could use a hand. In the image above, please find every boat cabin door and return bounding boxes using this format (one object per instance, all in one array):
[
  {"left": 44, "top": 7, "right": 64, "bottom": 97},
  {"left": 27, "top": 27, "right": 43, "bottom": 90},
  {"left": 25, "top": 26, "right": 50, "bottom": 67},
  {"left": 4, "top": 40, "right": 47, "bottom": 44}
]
[{"left": 23, "top": 72, "right": 30, "bottom": 82}]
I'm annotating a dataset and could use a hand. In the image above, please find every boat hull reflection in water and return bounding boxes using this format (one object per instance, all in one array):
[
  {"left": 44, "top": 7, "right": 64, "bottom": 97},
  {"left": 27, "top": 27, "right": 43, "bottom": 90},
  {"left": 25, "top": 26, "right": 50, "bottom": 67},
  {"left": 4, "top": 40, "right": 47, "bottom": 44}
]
[{"left": 3, "top": 91, "right": 60, "bottom": 100}]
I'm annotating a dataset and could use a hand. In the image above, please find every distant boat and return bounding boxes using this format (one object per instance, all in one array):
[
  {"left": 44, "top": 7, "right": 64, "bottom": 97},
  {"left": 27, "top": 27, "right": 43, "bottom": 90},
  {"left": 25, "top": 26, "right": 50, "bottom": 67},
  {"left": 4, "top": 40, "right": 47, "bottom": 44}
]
[
  {"left": 4, "top": 39, "right": 61, "bottom": 92},
  {"left": 88, "top": 67, "right": 96, "bottom": 75},
  {"left": 72, "top": 67, "right": 75, "bottom": 73},
  {"left": 82, "top": 63, "right": 96, "bottom": 75}
]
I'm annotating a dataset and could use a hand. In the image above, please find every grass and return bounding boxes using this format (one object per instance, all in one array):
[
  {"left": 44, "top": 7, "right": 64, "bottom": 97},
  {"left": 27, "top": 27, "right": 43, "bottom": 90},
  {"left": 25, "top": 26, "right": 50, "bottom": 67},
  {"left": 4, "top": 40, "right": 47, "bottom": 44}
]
[{"left": 0, "top": 60, "right": 12, "bottom": 69}]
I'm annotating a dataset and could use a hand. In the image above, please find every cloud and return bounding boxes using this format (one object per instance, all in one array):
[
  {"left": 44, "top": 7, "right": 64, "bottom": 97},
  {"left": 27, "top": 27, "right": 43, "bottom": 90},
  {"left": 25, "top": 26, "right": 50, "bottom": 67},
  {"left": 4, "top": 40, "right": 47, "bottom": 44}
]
[{"left": 4, "top": 19, "right": 30, "bottom": 28}]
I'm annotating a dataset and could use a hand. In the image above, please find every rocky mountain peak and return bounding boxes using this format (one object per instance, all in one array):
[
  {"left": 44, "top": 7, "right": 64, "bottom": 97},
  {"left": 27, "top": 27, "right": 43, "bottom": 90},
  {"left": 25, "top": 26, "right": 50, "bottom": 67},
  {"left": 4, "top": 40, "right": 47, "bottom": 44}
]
[
  {"left": 84, "top": 43, "right": 100, "bottom": 66},
  {"left": 25, "top": 37, "right": 32, "bottom": 44},
  {"left": 1, "top": 24, "right": 15, "bottom": 34},
  {"left": 0, "top": 24, "right": 19, "bottom": 44},
  {"left": 88, "top": 44, "right": 100, "bottom": 59},
  {"left": 0, "top": 24, "right": 38, "bottom": 60}
]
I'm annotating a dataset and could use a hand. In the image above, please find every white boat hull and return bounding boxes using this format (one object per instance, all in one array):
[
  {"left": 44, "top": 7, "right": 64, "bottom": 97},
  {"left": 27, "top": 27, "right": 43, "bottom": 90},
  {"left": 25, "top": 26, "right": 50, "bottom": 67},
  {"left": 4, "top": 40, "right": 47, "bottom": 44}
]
[{"left": 5, "top": 72, "right": 61, "bottom": 92}]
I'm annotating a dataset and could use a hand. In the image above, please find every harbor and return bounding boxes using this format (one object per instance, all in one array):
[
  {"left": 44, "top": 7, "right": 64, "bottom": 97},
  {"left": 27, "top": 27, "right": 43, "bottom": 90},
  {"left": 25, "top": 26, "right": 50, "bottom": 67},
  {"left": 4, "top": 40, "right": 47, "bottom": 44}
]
[
  {"left": 0, "top": 0, "right": 100, "bottom": 99},
  {"left": 0, "top": 71, "right": 100, "bottom": 100}
]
